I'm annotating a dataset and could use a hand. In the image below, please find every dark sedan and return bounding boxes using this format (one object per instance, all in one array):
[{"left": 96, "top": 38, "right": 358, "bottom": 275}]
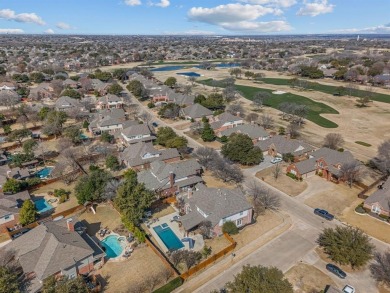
[
  {"left": 314, "top": 208, "right": 334, "bottom": 221},
  {"left": 326, "top": 263, "right": 347, "bottom": 279}
]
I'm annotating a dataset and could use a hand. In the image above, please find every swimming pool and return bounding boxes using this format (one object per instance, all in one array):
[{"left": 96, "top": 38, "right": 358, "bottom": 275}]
[
  {"left": 101, "top": 235, "right": 125, "bottom": 259},
  {"left": 177, "top": 72, "right": 201, "bottom": 77},
  {"left": 153, "top": 224, "right": 184, "bottom": 251},
  {"left": 34, "top": 198, "right": 54, "bottom": 214},
  {"left": 35, "top": 167, "right": 53, "bottom": 178}
]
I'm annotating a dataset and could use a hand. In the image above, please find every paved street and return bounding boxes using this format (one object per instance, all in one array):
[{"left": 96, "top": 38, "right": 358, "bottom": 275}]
[{"left": 123, "top": 85, "right": 389, "bottom": 293}]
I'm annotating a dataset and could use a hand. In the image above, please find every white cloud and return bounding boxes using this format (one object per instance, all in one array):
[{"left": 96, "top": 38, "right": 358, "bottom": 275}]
[
  {"left": 188, "top": 4, "right": 290, "bottom": 33},
  {"left": 332, "top": 24, "right": 390, "bottom": 34},
  {"left": 0, "top": 28, "right": 24, "bottom": 34},
  {"left": 152, "top": 0, "right": 170, "bottom": 8},
  {"left": 297, "top": 0, "right": 334, "bottom": 17},
  {"left": 0, "top": 9, "right": 45, "bottom": 25},
  {"left": 164, "top": 30, "right": 216, "bottom": 35},
  {"left": 239, "top": 0, "right": 297, "bottom": 8},
  {"left": 44, "top": 29, "right": 55, "bottom": 34},
  {"left": 56, "top": 22, "right": 72, "bottom": 30},
  {"left": 124, "top": 0, "right": 142, "bottom": 6}
]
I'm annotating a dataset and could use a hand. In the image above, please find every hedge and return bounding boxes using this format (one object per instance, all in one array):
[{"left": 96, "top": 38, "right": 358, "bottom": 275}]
[{"left": 153, "top": 277, "right": 183, "bottom": 293}]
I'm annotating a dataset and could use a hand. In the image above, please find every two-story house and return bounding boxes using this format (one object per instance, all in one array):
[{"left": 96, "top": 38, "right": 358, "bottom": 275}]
[
  {"left": 88, "top": 108, "right": 127, "bottom": 135},
  {"left": 55, "top": 96, "right": 86, "bottom": 113},
  {"left": 4, "top": 217, "right": 105, "bottom": 293},
  {"left": 119, "top": 141, "right": 180, "bottom": 171},
  {"left": 96, "top": 94, "right": 124, "bottom": 110},
  {"left": 120, "top": 124, "right": 156, "bottom": 145},
  {"left": 179, "top": 184, "right": 253, "bottom": 237},
  {"left": 209, "top": 112, "right": 244, "bottom": 136},
  {"left": 137, "top": 159, "right": 203, "bottom": 197}
]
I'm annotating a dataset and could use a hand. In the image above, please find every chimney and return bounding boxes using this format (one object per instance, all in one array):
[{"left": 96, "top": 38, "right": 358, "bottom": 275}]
[
  {"left": 187, "top": 188, "right": 192, "bottom": 199},
  {"left": 236, "top": 111, "right": 240, "bottom": 117},
  {"left": 66, "top": 218, "right": 75, "bottom": 232},
  {"left": 169, "top": 171, "right": 175, "bottom": 188},
  {"left": 6, "top": 170, "right": 11, "bottom": 178}
]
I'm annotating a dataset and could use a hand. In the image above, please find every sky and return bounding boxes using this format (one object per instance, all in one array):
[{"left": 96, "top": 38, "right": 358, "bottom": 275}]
[{"left": 0, "top": 0, "right": 389, "bottom": 35}]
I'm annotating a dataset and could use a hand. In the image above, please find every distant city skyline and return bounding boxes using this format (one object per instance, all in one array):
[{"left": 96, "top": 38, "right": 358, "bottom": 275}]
[{"left": 0, "top": 0, "right": 389, "bottom": 35}]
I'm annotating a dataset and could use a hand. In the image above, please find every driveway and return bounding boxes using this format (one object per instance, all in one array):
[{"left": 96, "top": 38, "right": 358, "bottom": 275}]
[{"left": 241, "top": 155, "right": 274, "bottom": 176}]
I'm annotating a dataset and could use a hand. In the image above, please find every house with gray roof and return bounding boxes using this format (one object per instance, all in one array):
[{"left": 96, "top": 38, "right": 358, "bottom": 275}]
[
  {"left": 0, "top": 190, "right": 31, "bottom": 233},
  {"left": 119, "top": 141, "right": 180, "bottom": 171},
  {"left": 220, "top": 124, "right": 269, "bottom": 143},
  {"left": 55, "top": 96, "right": 86, "bottom": 112},
  {"left": 138, "top": 159, "right": 203, "bottom": 197},
  {"left": 120, "top": 124, "right": 155, "bottom": 145},
  {"left": 97, "top": 94, "right": 124, "bottom": 110},
  {"left": 286, "top": 147, "right": 356, "bottom": 181},
  {"left": 88, "top": 108, "right": 127, "bottom": 134},
  {"left": 180, "top": 103, "right": 213, "bottom": 121},
  {"left": 179, "top": 186, "right": 253, "bottom": 237},
  {"left": 209, "top": 112, "right": 244, "bottom": 136},
  {"left": 256, "top": 135, "right": 314, "bottom": 159},
  {"left": 4, "top": 217, "right": 105, "bottom": 293},
  {"left": 364, "top": 177, "right": 390, "bottom": 217}
]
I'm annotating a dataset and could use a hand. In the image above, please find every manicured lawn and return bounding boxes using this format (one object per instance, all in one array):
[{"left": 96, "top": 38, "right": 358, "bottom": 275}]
[
  {"left": 260, "top": 78, "right": 390, "bottom": 104},
  {"left": 355, "top": 141, "right": 372, "bottom": 147},
  {"left": 199, "top": 79, "right": 339, "bottom": 128}
]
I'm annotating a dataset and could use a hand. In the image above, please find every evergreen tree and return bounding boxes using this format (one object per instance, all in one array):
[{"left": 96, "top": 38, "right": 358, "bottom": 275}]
[
  {"left": 19, "top": 200, "right": 38, "bottom": 226},
  {"left": 201, "top": 122, "right": 216, "bottom": 142}
]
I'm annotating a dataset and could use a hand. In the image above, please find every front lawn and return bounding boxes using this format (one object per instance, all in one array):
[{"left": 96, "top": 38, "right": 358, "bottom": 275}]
[
  {"left": 260, "top": 78, "right": 390, "bottom": 104},
  {"left": 198, "top": 79, "right": 339, "bottom": 128}
]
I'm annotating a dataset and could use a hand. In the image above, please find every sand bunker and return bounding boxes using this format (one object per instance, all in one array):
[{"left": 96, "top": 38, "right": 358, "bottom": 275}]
[{"left": 272, "top": 90, "right": 286, "bottom": 95}]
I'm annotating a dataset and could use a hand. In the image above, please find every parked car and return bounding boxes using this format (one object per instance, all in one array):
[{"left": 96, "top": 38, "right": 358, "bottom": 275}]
[
  {"left": 326, "top": 264, "right": 346, "bottom": 279},
  {"left": 314, "top": 208, "right": 334, "bottom": 221},
  {"left": 342, "top": 285, "right": 355, "bottom": 293},
  {"left": 270, "top": 157, "right": 282, "bottom": 164},
  {"left": 152, "top": 122, "right": 158, "bottom": 127}
]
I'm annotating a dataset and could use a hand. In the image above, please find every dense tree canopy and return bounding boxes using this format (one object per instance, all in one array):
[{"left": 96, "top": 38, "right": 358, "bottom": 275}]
[
  {"left": 164, "top": 77, "right": 177, "bottom": 88},
  {"left": 75, "top": 169, "right": 112, "bottom": 204},
  {"left": 317, "top": 226, "right": 374, "bottom": 268},
  {"left": 19, "top": 200, "right": 38, "bottom": 226},
  {"left": 226, "top": 265, "right": 293, "bottom": 293},
  {"left": 201, "top": 121, "right": 216, "bottom": 142},
  {"left": 107, "top": 83, "right": 123, "bottom": 96},
  {"left": 299, "top": 66, "right": 324, "bottom": 79},
  {"left": 2, "top": 179, "right": 23, "bottom": 193},
  {"left": 126, "top": 80, "right": 144, "bottom": 97},
  {"left": 42, "top": 276, "right": 88, "bottom": 293},
  {"left": 221, "top": 133, "right": 263, "bottom": 165},
  {"left": 60, "top": 88, "right": 81, "bottom": 99},
  {"left": 0, "top": 266, "right": 20, "bottom": 293}
]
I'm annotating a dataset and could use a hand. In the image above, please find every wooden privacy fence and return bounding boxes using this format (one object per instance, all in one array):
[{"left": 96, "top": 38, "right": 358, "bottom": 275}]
[
  {"left": 180, "top": 233, "right": 237, "bottom": 280},
  {"left": 28, "top": 169, "right": 83, "bottom": 190},
  {"left": 145, "top": 237, "right": 179, "bottom": 277}
]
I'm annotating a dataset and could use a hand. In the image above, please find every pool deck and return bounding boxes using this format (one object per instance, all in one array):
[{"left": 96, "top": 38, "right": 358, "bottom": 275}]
[
  {"left": 100, "top": 233, "right": 132, "bottom": 262},
  {"left": 148, "top": 212, "right": 204, "bottom": 253}
]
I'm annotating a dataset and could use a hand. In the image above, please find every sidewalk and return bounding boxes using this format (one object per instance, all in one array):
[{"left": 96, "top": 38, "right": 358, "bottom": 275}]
[{"left": 174, "top": 212, "right": 292, "bottom": 293}]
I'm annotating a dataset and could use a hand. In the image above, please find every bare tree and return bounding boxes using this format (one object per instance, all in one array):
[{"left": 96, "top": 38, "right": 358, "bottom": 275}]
[
  {"left": 323, "top": 133, "right": 344, "bottom": 150},
  {"left": 246, "top": 181, "right": 280, "bottom": 216},
  {"left": 139, "top": 111, "right": 152, "bottom": 126},
  {"left": 287, "top": 122, "right": 300, "bottom": 139},
  {"left": 182, "top": 250, "right": 202, "bottom": 270},
  {"left": 245, "top": 113, "right": 259, "bottom": 124},
  {"left": 252, "top": 92, "right": 271, "bottom": 109},
  {"left": 357, "top": 89, "right": 373, "bottom": 107},
  {"left": 170, "top": 250, "right": 184, "bottom": 267},
  {"left": 198, "top": 221, "right": 212, "bottom": 239},
  {"left": 212, "top": 159, "right": 244, "bottom": 184},
  {"left": 188, "top": 76, "right": 197, "bottom": 86},
  {"left": 160, "top": 268, "right": 173, "bottom": 283},
  {"left": 375, "top": 139, "right": 390, "bottom": 174},
  {"left": 129, "top": 282, "right": 146, "bottom": 293},
  {"left": 340, "top": 161, "right": 361, "bottom": 188},
  {"left": 194, "top": 147, "right": 219, "bottom": 169},
  {"left": 251, "top": 97, "right": 263, "bottom": 111},
  {"left": 227, "top": 104, "right": 244, "bottom": 117},
  {"left": 182, "top": 85, "right": 192, "bottom": 95},
  {"left": 259, "top": 114, "right": 273, "bottom": 129},
  {"left": 293, "top": 105, "right": 308, "bottom": 126},
  {"left": 144, "top": 274, "right": 161, "bottom": 292},
  {"left": 127, "top": 103, "right": 140, "bottom": 119},
  {"left": 223, "top": 85, "right": 240, "bottom": 103},
  {"left": 370, "top": 251, "right": 390, "bottom": 287},
  {"left": 103, "top": 179, "right": 121, "bottom": 201},
  {"left": 272, "top": 163, "right": 281, "bottom": 181}
]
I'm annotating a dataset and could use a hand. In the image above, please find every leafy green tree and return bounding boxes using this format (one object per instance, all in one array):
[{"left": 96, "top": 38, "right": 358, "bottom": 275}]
[
  {"left": 299, "top": 66, "right": 324, "bottom": 79},
  {"left": 8, "top": 129, "right": 31, "bottom": 145},
  {"left": 202, "top": 93, "right": 224, "bottom": 110},
  {"left": 201, "top": 122, "right": 216, "bottom": 142},
  {"left": 82, "top": 120, "right": 89, "bottom": 129},
  {"left": 282, "top": 153, "right": 295, "bottom": 163},
  {"left": 222, "top": 221, "right": 239, "bottom": 235},
  {"left": 12, "top": 74, "right": 29, "bottom": 83},
  {"left": 94, "top": 70, "right": 112, "bottom": 82},
  {"left": 0, "top": 66, "right": 6, "bottom": 76},
  {"left": 60, "top": 88, "right": 81, "bottom": 99},
  {"left": 38, "top": 107, "right": 50, "bottom": 120},
  {"left": 221, "top": 133, "right": 263, "bottom": 165},
  {"left": 226, "top": 265, "right": 293, "bottom": 293},
  {"left": 317, "top": 226, "right": 374, "bottom": 269},
  {"left": 165, "top": 136, "right": 188, "bottom": 149},
  {"left": 26, "top": 177, "right": 41, "bottom": 187},
  {"left": 112, "top": 68, "right": 127, "bottom": 80},
  {"left": 106, "top": 155, "right": 120, "bottom": 170},
  {"left": 16, "top": 87, "right": 29, "bottom": 97},
  {"left": 126, "top": 80, "right": 144, "bottom": 97},
  {"left": 158, "top": 103, "right": 180, "bottom": 119},
  {"left": 75, "top": 169, "right": 112, "bottom": 204},
  {"left": 2, "top": 125, "right": 11, "bottom": 135},
  {"left": 64, "top": 126, "right": 82, "bottom": 144},
  {"left": 11, "top": 153, "right": 34, "bottom": 167},
  {"left": 164, "top": 77, "right": 177, "bottom": 88},
  {"left": 22, "top": 139, "right": 38, "bottom": 155},
  {"left": 107, "top": 83, "right": 123, "bottom": 96},
  {"left": 100, "top": 131, "right": 114, "bottom": 143},
  {"left": 115, "top": 176, "right": 155, "bottom": 226},
  {"left": 156, "top": 127, "right": 177, "bottom": 146},
  {"left": 0, "top": 266, "right": 20, "bottom": 293},
  {"left": 29, "top": 72, "right": 45, "bottom": 83},
  {"left": 19, "top": 200, "right": 38, "bottom": 226},
  {"left": 194, "top": 94, "right": 206, "bottom": 104}
]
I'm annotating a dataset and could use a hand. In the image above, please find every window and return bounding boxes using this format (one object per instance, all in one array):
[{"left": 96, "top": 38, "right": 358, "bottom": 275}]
[
  {"left": 240, "top": 211, "right": 243, "bottom": 216},
  {"left": 236, "top": 219, "right": 242, "bottom": 227}
]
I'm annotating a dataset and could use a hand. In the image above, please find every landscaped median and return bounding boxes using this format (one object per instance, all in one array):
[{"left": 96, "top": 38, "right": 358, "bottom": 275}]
[{"left": 198, "top": 79, "right": 339, "bottom": 128}]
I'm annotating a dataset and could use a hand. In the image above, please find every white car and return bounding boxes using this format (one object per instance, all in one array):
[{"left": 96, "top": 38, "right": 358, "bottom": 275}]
[
  {"left": 270, "top": 157, "right": 282, "bottom": 164},
  {"left": 342, "top": 285, "right": 355, "bottom": 293}
]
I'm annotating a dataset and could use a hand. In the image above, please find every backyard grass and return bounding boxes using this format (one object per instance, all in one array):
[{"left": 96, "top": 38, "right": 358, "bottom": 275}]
[
  {"left": 153, "top": 277, "right": 183, "bottom": 293},
  {"left": 198, "top": 79, "right": 339, "bottom": 128},
  {"left": 260, "top": 78, "right": 390, "bottom": 104},
  {"left": 355, "top": 141, "right": 372, "bottom": 147},
  {"left": 285, "top": 263, "right": 336, "bottom": 293}
]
